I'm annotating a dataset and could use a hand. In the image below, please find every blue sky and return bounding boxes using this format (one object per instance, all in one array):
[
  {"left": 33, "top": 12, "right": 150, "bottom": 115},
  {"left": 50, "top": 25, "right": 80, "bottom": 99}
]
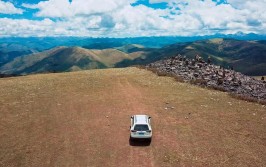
[{"left": 0, "top": 0, "right": 265, "bottom": 37}]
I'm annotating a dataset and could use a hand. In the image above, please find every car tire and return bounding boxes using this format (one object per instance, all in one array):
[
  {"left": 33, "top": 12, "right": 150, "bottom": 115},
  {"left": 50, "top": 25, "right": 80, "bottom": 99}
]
[{"left": 130, "top": 136, "right": 134, "bottom": 141}]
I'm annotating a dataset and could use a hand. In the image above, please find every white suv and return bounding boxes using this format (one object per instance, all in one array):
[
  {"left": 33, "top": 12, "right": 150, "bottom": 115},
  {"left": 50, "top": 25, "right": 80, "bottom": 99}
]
[{"left": 130, "top": 115, "right": 152, "bottom": 141}]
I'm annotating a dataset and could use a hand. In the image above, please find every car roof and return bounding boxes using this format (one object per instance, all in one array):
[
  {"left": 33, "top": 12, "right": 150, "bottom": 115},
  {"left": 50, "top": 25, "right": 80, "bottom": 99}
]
[{"left": 134, "top": 115, "right": 149, "bottom": 124}]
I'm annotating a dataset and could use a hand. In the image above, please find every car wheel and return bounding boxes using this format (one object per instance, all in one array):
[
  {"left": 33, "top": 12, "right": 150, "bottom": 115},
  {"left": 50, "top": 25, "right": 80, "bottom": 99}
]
[{"left": 130, "top": 136, "right": 134, "bottom": 141}]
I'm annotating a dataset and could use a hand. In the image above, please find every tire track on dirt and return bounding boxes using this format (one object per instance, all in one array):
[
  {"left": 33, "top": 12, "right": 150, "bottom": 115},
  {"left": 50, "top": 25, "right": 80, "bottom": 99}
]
[{"left": 116, "top": 77, "right": 155, "bottom": 167}]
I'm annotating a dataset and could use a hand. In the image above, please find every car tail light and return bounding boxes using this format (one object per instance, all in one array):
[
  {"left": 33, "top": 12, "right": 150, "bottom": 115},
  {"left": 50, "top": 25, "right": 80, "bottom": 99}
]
[
  {"left": 131, "top": 130, "right": 137, "bottom": 132},
  {"left": 146, "top": 130, "right": 151, "bottom": 133}
]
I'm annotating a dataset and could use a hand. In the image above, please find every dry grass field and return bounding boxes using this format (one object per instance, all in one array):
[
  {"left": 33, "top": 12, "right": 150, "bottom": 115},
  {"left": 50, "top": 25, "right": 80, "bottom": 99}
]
[{"left": 0, "top": 67, "right": 265, "bottom": 167}]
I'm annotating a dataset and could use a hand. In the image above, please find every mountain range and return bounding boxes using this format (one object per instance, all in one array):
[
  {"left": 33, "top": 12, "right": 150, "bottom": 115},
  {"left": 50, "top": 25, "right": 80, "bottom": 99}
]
[
  {"left": 1, "top": 32, "right": 265, "bottom": 62},
  {"left": 0, "top": 46, "right": 144, "bottom": 74},
  {"left": 0, "top": 38, "right": 265, "bottom": 76},
  {"left": 117, "top": 38, "right": 266, "bottom": 75}
]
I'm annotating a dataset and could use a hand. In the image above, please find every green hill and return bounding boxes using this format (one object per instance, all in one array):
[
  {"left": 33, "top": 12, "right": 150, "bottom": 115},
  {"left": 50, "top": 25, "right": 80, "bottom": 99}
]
[
  {"left": 117, "top": 39, "right": 266, "bottom": 75},
  {"left": 1, "top": 39, "right": 265, "bottom": 75},
  {"left": 115, "top": 44, "right": 145, "bottom": 53},
  {"left": 179, "top": 38, "right": 266, "bottom": 75},
  {"left": 0, "top": 47, "right": 140, "bottom": 75}
]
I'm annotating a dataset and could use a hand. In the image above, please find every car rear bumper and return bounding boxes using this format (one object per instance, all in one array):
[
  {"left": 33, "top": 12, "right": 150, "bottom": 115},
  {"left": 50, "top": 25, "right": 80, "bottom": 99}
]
[{"left": 130, "top": 134, "right": 152, "bottom": 139}]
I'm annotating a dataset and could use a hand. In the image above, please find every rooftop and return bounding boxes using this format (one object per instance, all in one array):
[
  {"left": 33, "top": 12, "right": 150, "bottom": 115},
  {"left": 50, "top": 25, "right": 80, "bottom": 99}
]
[{"left": 135, "top": 115, "right": 148, "bottom": 124}]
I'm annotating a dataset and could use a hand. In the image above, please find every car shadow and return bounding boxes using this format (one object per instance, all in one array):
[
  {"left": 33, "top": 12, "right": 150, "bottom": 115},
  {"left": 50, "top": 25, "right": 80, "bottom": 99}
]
[{"left": 129, "top": 138, "right": 151, "bottom": 146}]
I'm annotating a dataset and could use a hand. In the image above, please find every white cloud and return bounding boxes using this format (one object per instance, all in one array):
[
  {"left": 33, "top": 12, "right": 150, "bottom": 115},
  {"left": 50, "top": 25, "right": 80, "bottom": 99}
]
[
  {"left": 0, "top": 16, "right": 119, "bottom": 37},
  {"left": 2, "top": 0, "right": 266, "bottom": 37},
  {"left": 22, "top": 0, "right": 72, "bottom": 17},
  {"left": 0, "top": 18, "right": 55, "bottom": 37},
  {"left": 23, "top": 0, "right": 136, "bottom": 17},
  {"left": 0, "top": 1, "right": 23, "bottom": 14}
]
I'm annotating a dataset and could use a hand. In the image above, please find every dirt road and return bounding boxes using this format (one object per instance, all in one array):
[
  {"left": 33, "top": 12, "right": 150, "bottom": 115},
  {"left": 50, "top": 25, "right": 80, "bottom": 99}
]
[{"left": 0, "top": 68, "right": 265, "bottom": 167}]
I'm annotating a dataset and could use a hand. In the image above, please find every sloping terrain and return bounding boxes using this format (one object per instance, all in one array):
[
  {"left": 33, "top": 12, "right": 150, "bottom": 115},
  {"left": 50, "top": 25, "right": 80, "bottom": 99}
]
[
  {"left": 0, "top": 43, "right": 38, "bottom": 67},
  {"left": 147, "top": 55, "right": 266, "bottom": 102},
  {"left": 1, "top": 38, "right": 265, "bottom": 76},
  {"left": 115, "top": 44, "right": 145, "bottom": 53},
  {"left": 0, "top": 67, "right": 265, "bottom": 167},
  {"left": 116, "top": 43, "right": 188, "bottom": 67},
  {"left": 0, "top": 47, "right": 139, "bottom": 75},
  {"left": 180, "top": 38, "right": 266, "bottom": 75},
  {"left": 117, "top": 39, "right": 266, "bottom": 75}
]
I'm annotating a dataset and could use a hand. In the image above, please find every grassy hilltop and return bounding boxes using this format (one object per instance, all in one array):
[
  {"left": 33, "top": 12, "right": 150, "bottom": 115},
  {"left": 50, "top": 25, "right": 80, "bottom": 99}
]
[{"left": 0, "top": 67, "right": 265, "bottom": 166}]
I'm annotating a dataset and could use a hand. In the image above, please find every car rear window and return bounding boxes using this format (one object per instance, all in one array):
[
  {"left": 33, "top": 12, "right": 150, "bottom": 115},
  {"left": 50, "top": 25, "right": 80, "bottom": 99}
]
[{"left": 134, "top": 124, "right": 149, "bottom": 131}]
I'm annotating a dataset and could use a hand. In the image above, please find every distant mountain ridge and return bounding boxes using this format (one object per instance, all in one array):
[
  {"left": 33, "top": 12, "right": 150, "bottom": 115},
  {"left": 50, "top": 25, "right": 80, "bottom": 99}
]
[
  {"left": 117, "top": 38, "right": 266, "bottom": 75},
  {"left": 179, "top": 38, "right": 266, "bottom": 75},
  {"left": 0, "top": 46, "right": 141, "bottom": 75},
  {"left": 1, "top": 34, "right": 265, "bottom": 64},
  {"left": 0, "top": 38, "right": 265, "bottom": 75}
]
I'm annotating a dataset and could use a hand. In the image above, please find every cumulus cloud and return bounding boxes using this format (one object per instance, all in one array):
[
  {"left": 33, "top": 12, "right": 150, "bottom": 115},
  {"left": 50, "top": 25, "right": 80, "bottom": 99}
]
[
  {"left": 1, "top": 0, "right": 266, "bottom": 37},
  {"left": 0, "top": 1, "right": 23, "bottom": 14},
  {"left": 0, "top": 18, "right": 55, "bottom": 37},
  {"left": 0, "top": 16, "right": 119, "bottom": 37},
  {"left": 22, "top": 0, "right": 136, "bottom": 17},
  {"left": 100, "top": 15, "right": 115, "bottom": 28},
  {"left": 22, "top": 0, "right": 72, "bottom": 17}
]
